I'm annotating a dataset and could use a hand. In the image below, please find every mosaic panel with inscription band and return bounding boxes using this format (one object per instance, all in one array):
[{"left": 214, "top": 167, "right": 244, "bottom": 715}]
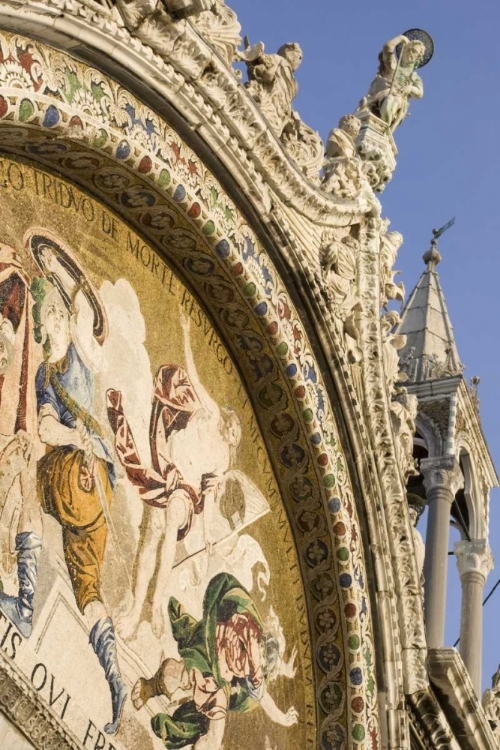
[
  {"left": 0, "top": 27, "right": 382, "bottom": 750},
  {"left": 0, "top": 156, "right": 314, "bottom": 749}
]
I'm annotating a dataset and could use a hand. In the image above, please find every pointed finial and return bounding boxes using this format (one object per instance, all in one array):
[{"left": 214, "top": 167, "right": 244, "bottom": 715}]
[{"left": 423, "top": 238, "right": 441, "bottom": 269}]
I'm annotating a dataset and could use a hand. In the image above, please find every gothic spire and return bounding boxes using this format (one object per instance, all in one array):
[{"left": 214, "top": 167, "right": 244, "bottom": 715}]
[{"left": 397, "top": 235, "right": 464, "bottom": 382}]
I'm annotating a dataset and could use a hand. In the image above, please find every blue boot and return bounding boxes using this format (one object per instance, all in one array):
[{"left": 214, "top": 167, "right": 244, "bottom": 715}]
[
  {"left": 0, "top": 532, "right": 41, "bottom": 638},
  {"left": 89, "top": 617, "right": 127, "bottom": 734}
]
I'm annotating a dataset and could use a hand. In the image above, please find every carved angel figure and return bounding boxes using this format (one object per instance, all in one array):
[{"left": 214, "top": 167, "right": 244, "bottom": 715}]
[
  {"left": 381, "top": 310, "right": 407, "bottom": 395},
  {"left": 391, "top": 391, "right": 418, "bottom": 482},
  {"left": 244, "top": 42, "right": 323, "bottom": 177},
  {"left": 380, "top": 223, "right": 405, "bottom": 306},
  {"left": 407, "top": 495, "right": 425, "bottom": 583},
  {"left": 245, "top": 42, "right": 303, "bottom": 136},
  {"left": 357, "top": 35, "right": 425, "bottom": 131},
  {"left": 188, "top": 0, "right": 242, "bottom": 64},
  {"left": 322, "top": 115, "right": 363, "bottom": 199},
  {"left": 325, "top": 114, "right": 360, "bottom": 161},
  {"left": 115, "top": 0, "right": 241, "bottom": 67},
  {"left": 320, "top": 232, "right": 362, "bottom": 362},
  {"left": 117, "top": 0, "right": 214, "bottom": 27},
  {"left": 320, "top": 234, "right": 359, "bottom": 318}
]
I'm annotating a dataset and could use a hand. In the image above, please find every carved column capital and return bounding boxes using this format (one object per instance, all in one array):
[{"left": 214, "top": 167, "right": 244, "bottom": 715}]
[
  {"left": 420, "top": 456, "right": 464, "bottom": 498},
  {"left": 454, "top": 539, "right": 494, "bottom": 583}
]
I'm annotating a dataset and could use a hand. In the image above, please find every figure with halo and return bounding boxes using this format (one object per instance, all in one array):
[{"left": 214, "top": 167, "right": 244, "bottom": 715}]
[
  {"left": 357, "top": 34, "right": 427, "bottom": 131},
  {"left": 24, "top": 233, "right": 127, "bottom": 735}
]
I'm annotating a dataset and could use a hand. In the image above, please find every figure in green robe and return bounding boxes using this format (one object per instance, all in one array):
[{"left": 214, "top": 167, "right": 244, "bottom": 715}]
[{"left": 131, "top": 572, "right": 298, "bottom": 749}]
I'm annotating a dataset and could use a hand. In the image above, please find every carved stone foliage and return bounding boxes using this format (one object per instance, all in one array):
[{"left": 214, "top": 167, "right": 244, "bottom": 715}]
[
  {"left": 245, "top": 43, "right": 323, "bottom": 178},
  {"left": 164, "top": 0, "right": 215, "bottom": 18},
  {"left": 408, "top": 690, "right": 455, "bottom": 750},
  {"left": 418, "top": 398, "right": 450, "bottom": 443},
  {"left": 283, "top": 119, "right": 324, "bottom": 180},
  {"left": 358, "top": 217, "right": 428, "bottom": 702},
  {"left": 13, "top": 0, "right": 367, "bottom": 225},
  {"left": 420, "top": 456, "right": 464, "bottom": 496},
  {"left": 355, "top": 111, "right": 397, "bottom": 192},
  {"left": 483, "top": 666, "right": 500, "bottom": 746},
  {"left": 117, "top": 0, "right": 241, "bottom": 65},
  {"left": 428, "top": 649, "right": 497, "bottom": 750},
  {"left": 272, "top": 206, "right": 411, "bottom": 745},
  {"left": 270, "top": 98, "right": 425, "bottom": 750},
  {"left": 116, "top": 1, "right": 327, "bottom": 184},
  {"left": 0, "top": 653, "right": 79, "bottom": 750},
  {"left": 189, "top": 0, "right": 242, "bottom": 64},
  {"left": 454, "top": 539, "right": 493, "bottom": 582},
  {"left": 455, "top": 405, "right": 467, "bottom": 435},
  {"left": 400, "top": 347, "right": 465, "bottom": 383},
  {"left": 116, "top": 0, "right": 212, "bottom": 79}
]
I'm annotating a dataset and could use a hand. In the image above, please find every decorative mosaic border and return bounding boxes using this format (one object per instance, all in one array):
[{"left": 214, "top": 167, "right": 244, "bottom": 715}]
[{"left": 0, "top": 31, "right": 379, "bottom": 749}]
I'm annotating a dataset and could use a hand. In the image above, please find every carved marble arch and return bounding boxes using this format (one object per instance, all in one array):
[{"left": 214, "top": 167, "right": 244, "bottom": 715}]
[
  {"left": 0, "top": 10, "right": 428, "bottom": 725},
  {"left": 0, "top": 30, "right": 382, "bottom": 750},
  {"left": 456, "top": 444, "right": 484, "bottom": 540},
  {"left": 415, "top": 413, "right": 442, "bottom": 459}
]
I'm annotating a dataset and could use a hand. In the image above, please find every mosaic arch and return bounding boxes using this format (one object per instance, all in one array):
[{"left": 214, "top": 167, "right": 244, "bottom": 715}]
[{"left": 0, "top": 31, "right": 379, "bottom": 750}]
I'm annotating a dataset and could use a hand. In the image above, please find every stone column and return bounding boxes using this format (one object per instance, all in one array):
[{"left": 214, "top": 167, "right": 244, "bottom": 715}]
[
  {"left": 454, "top": 539, "right": 493, "bottom": 695},
  {"left": 421, "top": 456, "right": 464, "bottom": 649}
]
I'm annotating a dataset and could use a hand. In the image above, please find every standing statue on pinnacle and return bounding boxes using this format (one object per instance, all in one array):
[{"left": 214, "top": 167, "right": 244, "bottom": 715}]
[{"left": 357, "top": 32, "right": 432, "bottom": 131}]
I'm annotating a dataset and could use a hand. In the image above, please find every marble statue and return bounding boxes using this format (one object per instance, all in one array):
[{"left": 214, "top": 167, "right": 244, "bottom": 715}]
[
  {"left": 245, "top": 42, "right": 323, "bottom": 177},
  {"left": 115, "top": 0, "right": 241, "bottom": 67},
  {"left": 380, "top": 222, "right": 405, "bottom": 306},
  {"left": 322, "top": 115, "right": 363, "bottom": 199},
  {"left": 320, "top": 232, "right": 362, "bottom": 362},
  {"left": 189, "top": 0, "right": 242, "bottom": 64},
  {"left": 407, "top": 494, "right": 425, "bottom": 582},
  {"left": 399, "top": 346, "right": 417, "bottom": 380},
  {"left": 325, "top": 115, "right": 360, "bottom": 161},
  {"left": 357, "top": 35, "right": 425, "bottom": 131},
  {"left": 391, "top": 391, "right": 418, "bottom": 482},
  {"left": 320, "top": 234, "right": 359, "bottom": 319},
  {"left": 245, "top": 42, "right": 303, "bottom": 136},
  {"left": 381, "top": 310, "right": 407, "bottom": 394}
]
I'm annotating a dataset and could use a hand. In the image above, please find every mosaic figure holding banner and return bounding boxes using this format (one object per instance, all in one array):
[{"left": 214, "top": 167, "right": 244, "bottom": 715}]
[{"left": 107, "top": 310, "right": 247, "bottom": 642}]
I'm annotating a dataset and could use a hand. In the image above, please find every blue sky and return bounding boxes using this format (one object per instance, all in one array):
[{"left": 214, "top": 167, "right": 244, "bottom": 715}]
[{"left": 229, "top": 0, "right": 500, "bottom": 690}]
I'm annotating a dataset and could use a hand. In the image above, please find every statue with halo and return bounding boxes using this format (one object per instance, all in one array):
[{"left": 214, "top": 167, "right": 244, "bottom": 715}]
[{"left": 357, "top": 30, "right": 434, "bottom": 131}]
